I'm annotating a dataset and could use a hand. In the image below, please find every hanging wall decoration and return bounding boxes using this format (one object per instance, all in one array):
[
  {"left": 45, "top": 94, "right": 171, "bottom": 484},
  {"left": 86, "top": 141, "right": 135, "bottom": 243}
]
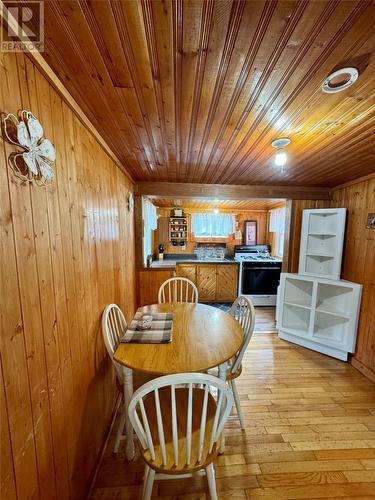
[
  {"left": 127, "top": 191, "right": 134, "bottom": 212},
  {"left": 244, "top": 220, "right": 257, "bottom": 246},
  {"left": 2, "top": 110, "right": 56, "bottom": 185}
]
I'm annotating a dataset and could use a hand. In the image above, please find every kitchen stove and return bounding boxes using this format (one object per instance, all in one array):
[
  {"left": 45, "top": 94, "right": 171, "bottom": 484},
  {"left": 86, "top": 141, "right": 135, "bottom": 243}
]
[{"left": 234, "top": 245, "right": 282, "bottom": 306}]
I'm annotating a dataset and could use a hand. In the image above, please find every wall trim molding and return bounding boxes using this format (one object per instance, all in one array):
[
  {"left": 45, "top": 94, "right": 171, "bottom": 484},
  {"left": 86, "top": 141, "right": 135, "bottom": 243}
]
[
  {"left": 332, "top": 172, "right": 375, "bottom": 191},
  {"left": 137, "top": 182, "right": 331, "bottom": 200},
  {"left": 156, "top": 206, "right": 272, "bottom": 213},
  {"left": 350, "top": 357, "right": 375, "bottom": 383},
  {"left": 0, "top": 1, "right": 134, "bottom": 183}
]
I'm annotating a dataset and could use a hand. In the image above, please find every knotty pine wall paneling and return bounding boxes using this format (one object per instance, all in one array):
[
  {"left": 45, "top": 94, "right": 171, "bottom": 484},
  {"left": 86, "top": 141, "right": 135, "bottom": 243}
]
[
  {"left": 0, "top": 50, "right": 136, "bottom": 499},
  {"left": 331, "top": 178, "right": 375, "bottom": 381}
]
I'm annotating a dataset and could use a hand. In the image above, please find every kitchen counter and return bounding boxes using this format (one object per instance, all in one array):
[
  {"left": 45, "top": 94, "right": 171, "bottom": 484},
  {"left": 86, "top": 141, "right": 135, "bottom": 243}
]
[
  {"left": 150, "top": 256, "right": 239, "bottom": 269},
  {"left": 141, "top": 256, "right": 240, "bottom": 304}
]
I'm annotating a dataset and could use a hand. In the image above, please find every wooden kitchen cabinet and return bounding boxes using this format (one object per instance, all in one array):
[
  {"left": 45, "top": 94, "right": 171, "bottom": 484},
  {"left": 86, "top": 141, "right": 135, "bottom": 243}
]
[
  {"left": 176, "top": 263, "right": 196, "bottom": 283},
  {"left": 197, "top": 265, "right": 217, "bottom": 301},
  {"left": 216, "top": 264, "right": 238, "bottom": 302},
  {"left": 176, "top": 263, "right": 239, "bottom": 303}
]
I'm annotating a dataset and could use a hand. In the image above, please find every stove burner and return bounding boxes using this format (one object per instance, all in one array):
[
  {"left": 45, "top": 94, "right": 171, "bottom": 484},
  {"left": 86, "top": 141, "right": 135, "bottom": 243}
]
[{"left": 234, "top": 253, "right": 281, "bottom": 263}]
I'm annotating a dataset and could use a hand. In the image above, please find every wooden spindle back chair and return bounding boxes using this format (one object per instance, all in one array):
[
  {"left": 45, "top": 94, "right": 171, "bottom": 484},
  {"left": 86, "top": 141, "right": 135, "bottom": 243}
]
[
  {"left": 102, "top": 303, "right": 127, "bottom": 383},
  {"left": 227, "top": 296, "right": 255, "bottom": 429},
  {"left": 229, "top": 296, "right": 256, "bottom": 375},
  {"left": 128, "top": 372, "right": 233, "bottom": 500},
  {"left": 158, "top": 277, "right": 199, "bottom": 303}
]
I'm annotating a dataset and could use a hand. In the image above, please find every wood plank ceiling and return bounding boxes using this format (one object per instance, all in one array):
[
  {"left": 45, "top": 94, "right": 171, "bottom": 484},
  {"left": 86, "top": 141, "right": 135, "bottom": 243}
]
[
  {"left": 40, "top": 0, "right": 375, "bottom": 187},
  {"left": 151, "top": 198, "right": 285, "bottom": 210}
]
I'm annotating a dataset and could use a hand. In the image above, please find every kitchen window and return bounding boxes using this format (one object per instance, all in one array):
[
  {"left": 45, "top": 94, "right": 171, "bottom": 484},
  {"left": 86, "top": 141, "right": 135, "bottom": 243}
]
[
  {"left": 269, "top": 207, "right": 285, "bottom": 258},
  {"left": 143, "top": 198, "right": 157, "bottom": 265},
  {"left": 191, "top": 213, "right": 235, "bottom": 237}
]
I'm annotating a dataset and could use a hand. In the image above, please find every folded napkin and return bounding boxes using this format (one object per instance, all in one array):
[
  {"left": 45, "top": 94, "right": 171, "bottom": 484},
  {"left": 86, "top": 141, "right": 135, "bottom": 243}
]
[{"left": 121, "top": 312, "right": 173, "bottom": 344}]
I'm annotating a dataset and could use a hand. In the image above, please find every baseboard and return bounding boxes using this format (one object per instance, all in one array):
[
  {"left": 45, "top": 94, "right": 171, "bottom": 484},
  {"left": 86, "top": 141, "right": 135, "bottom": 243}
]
[
  {"left": 350, "top": 357, "right": 375, "bottom": 383},
  {"left": 254, "top": 330, "right": 277, "bottom": 334},
  {"left": 85, "top": 393, "right": 121, "bottom": 499},
  {"left": 278, "top": 330, "right": 348, "bottom": 361}
]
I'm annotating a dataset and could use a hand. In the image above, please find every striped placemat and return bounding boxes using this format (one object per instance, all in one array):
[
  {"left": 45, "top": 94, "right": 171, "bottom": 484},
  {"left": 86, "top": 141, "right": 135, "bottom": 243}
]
[{"left": 121, "top": 312, "right": 173, "bottom": 344}]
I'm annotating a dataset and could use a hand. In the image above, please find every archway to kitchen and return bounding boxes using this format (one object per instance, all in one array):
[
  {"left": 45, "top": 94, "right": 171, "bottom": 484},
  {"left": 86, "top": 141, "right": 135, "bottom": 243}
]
[{"left": 139, "top": 195, "right": 288, "bottom": 333}]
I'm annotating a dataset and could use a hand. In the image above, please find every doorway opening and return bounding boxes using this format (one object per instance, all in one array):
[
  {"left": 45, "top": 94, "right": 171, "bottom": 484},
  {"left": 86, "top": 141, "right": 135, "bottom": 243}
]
[{"left": 145, "top": 197, "right": 287, "bottom": 333}]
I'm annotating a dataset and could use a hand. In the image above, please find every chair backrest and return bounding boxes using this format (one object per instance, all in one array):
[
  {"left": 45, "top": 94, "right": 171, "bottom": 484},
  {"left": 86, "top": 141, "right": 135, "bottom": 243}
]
[
  {"left": 158, "top": 277, "right": 198, "bottom": 303},
  {"left": 128, "top": 373, "right": 233, "bottom": 469},
  {"left": 102, "top": 304, "right": 127, "bottom": 381},
  {"left": 230, "top": 296, "right": 255, "bottom": 374}
]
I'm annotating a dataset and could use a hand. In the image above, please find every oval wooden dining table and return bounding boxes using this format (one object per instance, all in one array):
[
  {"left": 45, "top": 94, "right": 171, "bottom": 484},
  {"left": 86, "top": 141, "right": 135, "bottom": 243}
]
[{"left": 114, "top": 302, "right": 244, "bottom": 460}]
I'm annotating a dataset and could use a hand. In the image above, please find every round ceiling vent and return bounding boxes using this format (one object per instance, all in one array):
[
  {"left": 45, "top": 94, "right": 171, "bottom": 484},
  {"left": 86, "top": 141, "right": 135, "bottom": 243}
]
[
  {"left": 271, "top": 138, "right": 291, "bottom": 149},
  {"left": 322, "top": 67, "right": 358, "bottom": 94}
]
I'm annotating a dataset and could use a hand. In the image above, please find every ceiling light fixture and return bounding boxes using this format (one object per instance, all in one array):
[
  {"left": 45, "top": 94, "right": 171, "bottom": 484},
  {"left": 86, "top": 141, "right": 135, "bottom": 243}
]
[
  {"left": 271, "top": 138, "right": 291, "bottom": 167},
  {"left": 322, "top": 67, "right": 358, "bottom": 94},
  {"left": 213, "top": 208, "right": 219, "bottom": 214}
]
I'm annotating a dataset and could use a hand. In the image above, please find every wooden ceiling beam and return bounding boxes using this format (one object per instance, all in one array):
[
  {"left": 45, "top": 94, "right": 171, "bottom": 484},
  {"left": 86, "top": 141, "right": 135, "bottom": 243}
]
[{"left": 136, "top": 182, "right": 331, "bottom": 200}]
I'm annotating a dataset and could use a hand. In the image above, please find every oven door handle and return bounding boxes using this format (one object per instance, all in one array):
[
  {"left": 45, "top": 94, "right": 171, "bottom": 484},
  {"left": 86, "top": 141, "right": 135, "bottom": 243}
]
[{"left": 243, "top": 266, "right": 281, "bottom": 270}]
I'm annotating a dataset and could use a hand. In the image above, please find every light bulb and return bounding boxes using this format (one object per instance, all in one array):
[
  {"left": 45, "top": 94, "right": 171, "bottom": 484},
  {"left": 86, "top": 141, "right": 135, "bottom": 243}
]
[{"left": 275, "top": 150, "right": 287, "bottom": 167}]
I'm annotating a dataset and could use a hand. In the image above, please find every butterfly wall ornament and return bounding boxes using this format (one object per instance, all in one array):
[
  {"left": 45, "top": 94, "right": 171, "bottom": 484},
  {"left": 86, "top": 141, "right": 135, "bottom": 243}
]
[
  {"left": 127, "top": 191, "right": 134, "bottom": 212},
  {"left": 2, "top": 110, "right": 56, "bottom": 185}
]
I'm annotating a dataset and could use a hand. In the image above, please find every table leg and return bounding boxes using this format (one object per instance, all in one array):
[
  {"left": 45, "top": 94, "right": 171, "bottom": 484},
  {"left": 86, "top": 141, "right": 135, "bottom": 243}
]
[
  {"left": 218, "top": 362, "right": 228, "bottom": 454},
  {"left": 123, "top": 366, "right": 135, "bottom": 460}
]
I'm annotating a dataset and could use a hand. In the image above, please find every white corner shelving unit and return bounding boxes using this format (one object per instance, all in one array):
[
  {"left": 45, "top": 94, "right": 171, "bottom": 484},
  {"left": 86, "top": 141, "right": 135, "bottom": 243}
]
[
  {"left": 299, "top": 208, "right": 346, "bottom": 280},
  {"left": 278, "top": 273, "right": 362, "bottom": 361}
]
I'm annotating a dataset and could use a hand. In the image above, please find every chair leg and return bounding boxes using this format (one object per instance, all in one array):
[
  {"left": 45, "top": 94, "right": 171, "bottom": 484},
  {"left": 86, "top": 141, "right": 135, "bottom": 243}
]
[
  {"left": 142, "top": 465, "right": 150, "bottom": 498},
  {"left": 205, "top": 463, "right": 218, "bottom": 500},
  {"left": 231, "top": 379, "right": 245, "bottom": 430},
  {"left": 143, "top": 467, "right": 155, "bottom": 500},
  {"left": 124, "top": 367, "right": 135, "bottom": 460},
  {"left": 113, "top": 399, "right": 126, "bottom": 453}
]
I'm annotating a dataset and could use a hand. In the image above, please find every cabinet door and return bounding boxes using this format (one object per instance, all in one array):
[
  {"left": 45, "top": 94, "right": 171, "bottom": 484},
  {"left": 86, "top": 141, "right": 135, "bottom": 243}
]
[
  {"left": 216, "top": 265, "right": 238, "bottom": 302},
  {"left": 197, "top": 265, "right": 217, "bottom": 301},
  {"left": 176, "top": 264, "right": 196, "bottom": 284}
]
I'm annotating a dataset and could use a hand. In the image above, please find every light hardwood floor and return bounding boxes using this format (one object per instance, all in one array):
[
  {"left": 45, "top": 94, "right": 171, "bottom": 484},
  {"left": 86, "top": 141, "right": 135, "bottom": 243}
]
[
  {"left": 209, "top": 305, "right": 277, "bottom": 333},
  {"left": 91, "top": 333, "right": 375, "bottom": 499}
]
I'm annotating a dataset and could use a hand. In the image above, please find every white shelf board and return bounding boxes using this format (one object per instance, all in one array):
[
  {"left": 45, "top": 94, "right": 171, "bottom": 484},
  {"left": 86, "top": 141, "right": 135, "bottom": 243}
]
[
  {"left": 308, "top": 232, "right": 336, "bottom": 237},
  {"left": 315, "top": 307, "right": 350, "bottom": 320},
  {"left": 307, "top": 253, "right": 334, "bottom": 258},
  {"left": 284, "top": 301, "right": 312, "bottom": 310}
]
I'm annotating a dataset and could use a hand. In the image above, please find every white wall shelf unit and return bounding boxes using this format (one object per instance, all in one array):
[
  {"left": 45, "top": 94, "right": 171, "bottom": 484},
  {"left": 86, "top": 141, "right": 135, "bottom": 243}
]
[
  {"left": 299, "top": 208, "right": 346, "bottom": 280},
  {"left": 278, "top": 273, "right": 362, "bottom": 361}
]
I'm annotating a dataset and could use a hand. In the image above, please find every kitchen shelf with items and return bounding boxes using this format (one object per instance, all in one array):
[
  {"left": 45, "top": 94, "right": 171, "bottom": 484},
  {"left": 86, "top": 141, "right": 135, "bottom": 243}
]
[
  {"left": 169, "top": 209, "right": 189, "bottom": 248},
  {"left": 299, "top": 208, "right": 346, "bottom": 280}
]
